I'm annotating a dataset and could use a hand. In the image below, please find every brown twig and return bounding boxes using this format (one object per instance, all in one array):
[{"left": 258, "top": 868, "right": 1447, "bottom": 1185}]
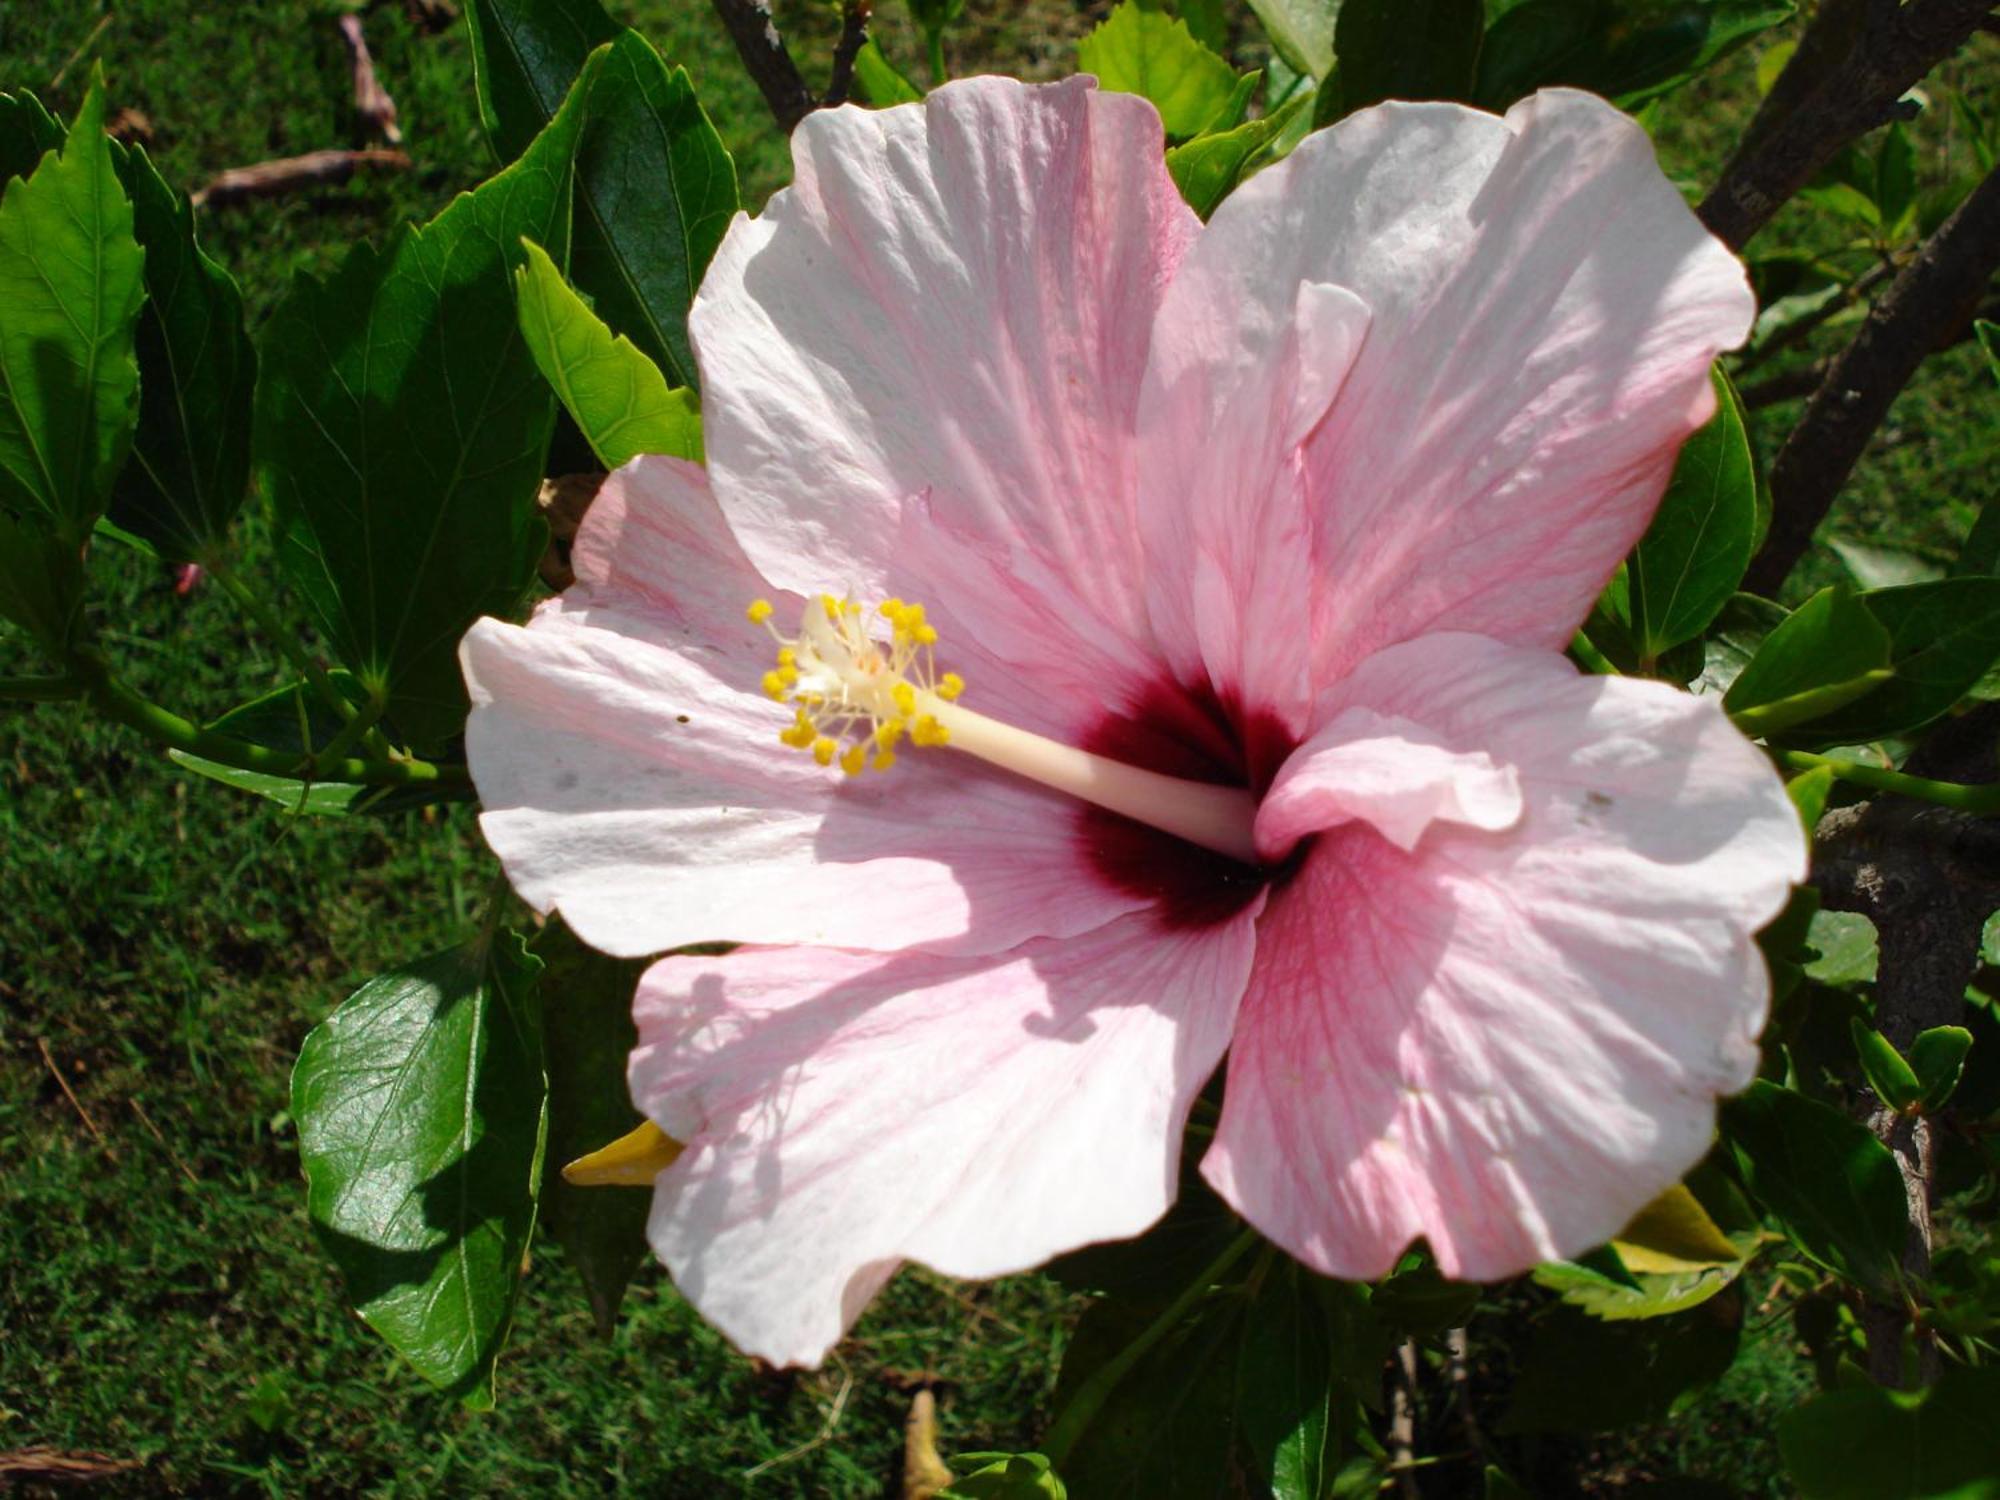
[
  {"left": 339, "top": 13, "right": 403, "bottom": 145},
  {"left": 1446, "top": 1326, "right": 1484, "bottom": 1464},
  {"left": 1743, "top": 164, "right": 2000, "bottom": 595},
  {"left": 49, "top": 10, "right": 114, "bottom": 92},
  {"left": 1390, "top": 1338, "right": 1420, "bottom": 1499},
  {"left": 1739, "top": 292, "right": 2000, "bottom": 408},
  {"left": 710, "top": 0, "right": 817, "bottom": 132},
  {"left": 1811, "top": 704, "right": 2000, "bottom": 1387},
  {"left": 129, "top": 1098, "right": 200, "bottom": 1187},
  {"left": 1699, "top": 0, "right": 1995, "bottom": 251},
  {"left": 826, "top": 2, "right": 874, "bottom": 108},
  {"left": 191, "top": 148, "right": 411, "bottom": 209},
  {"left": 38, "top": 1037, "right": 115, "bottom": 1158}
]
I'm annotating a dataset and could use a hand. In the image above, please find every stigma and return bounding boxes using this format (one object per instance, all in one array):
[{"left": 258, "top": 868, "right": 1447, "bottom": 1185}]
[{"left": 745, "top": 594, "right": 1261, "bottom": 866}]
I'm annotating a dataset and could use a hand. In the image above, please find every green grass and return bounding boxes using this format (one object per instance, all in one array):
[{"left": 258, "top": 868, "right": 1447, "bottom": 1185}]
[{"left": 3, "top": 2, "right": 1998, "bottom": 1495}]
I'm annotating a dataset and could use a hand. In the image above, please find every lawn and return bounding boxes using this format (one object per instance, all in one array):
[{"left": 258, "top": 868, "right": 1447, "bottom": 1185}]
[{"left": 1, "top": 1, "right": 1995, "bottom": 1495}]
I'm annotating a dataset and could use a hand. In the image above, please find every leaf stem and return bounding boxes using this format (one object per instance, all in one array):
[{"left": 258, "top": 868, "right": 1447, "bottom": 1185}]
[
  {"left": 1040, "top": 1226, "right": 1259, "bottom": 1468},
  {"left": 1776, "top": 749, "right": 2000, "bottom": 814},
  {"left": 69, "top": 651, "right": 467, "bottom": 789},
  {"left": 926, "top": 31, "right": 946, "bottom": 86}
]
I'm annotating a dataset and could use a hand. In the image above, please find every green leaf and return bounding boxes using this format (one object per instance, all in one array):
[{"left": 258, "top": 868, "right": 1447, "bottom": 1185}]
[
  {"left": 530, "top": 919, "right": 651, "bottom": 1336},
  {"left": 1165, "top": 92, "right": 1310, "bottom": 219},
  {"left": 1978, "top": 319, "right": 1998, "bottom": 384},
  {"left": 0, "top": 507, "right": 83, "bottom": 648},
  {"left": 515, "top": 238, "right": 701, "bottom": 469},
  {"left": 1806, "top": 909, "right": 1879, "bottom": 988},
  {"left": 0, "top": 77, "right": 145, "bottom": 547},
  {"left": 292, "top": 932, "right": 548, "bottom": 1394},
  {"left": 1795, "top": 579, "right": 2000, "bottom": 746},
  {"left": 258, "top": 60, "right": 592, "bottom": 750},
  {"left": 0, "top": 89, "right": 63, "bottom": 186},
  {"left": 1533, "top": 1249, "right": 1753, "bottom": 1321},
  {"left": 1615, "top": 1183, "right": 1742, "bottom": 1270},
  {"left": 1371, "top": 1260, "right": 1479, "bottom": 1337},
  {"left": 1779, "top": 1364, "right": 2000, "bottom": 1500},
  {"left": 1328, "top": 0, "right": 1484, "bottom": 119},
  {"left": 1052, "top": 1292, "right": 1244, "bottom": 1498},
  {"left": 1236, "top": 1266, "right": 1342, "bottom": 1500},
  {"left": 1697, "top": 591, "right": 1790, "bottom": 697},
  {"left": 1588, "top": 1, "right": 1794, "bottom": 108},
  {"left": 1851, "top": 1019, "right": 1922, "bottom": 1113},
  {"left": 105, "top": 144, "right": 256, "bottom": 562},
  {"left": 1788, "top": 764, "right": 1835, "bottom": 831},
  {"left": 1630, "top": 367, "right": 1758, "bottom": 660},
  {"left": 1875, "top": 123, "right": 1916, "bottom": 238},
  {"left": 854, "top": 38, "right": 924, "bottom": 105},
  {"left": 941, "top": 1453, "right": 1068, "bottom": 1499},
  {"left": 467, "top": 3, "right": 738, "bottom": 389},
  {"left": 1956, "top": 497, "right": 2000, "bottom": 577},
  {"left": 1246, "top": 0, "right": 1338, "bottom": 77},
  {"left": 1502, "top": 1304, "right": 1739, "bottom": 1433},
  {"left": 1910, "top": 1026, "right": 1973, "bottom": 1114},
  {"left": 1475, "top": 0, "right": 1601, "bottom": 109},
  {"left": 1077, "top": 4, "right": 1242, "bottom": 139},
  {"left": 1722, "top": 1079, "right": 1909, "bottom": 1291},
  {"left": 1722, "top": 585, "right": 1893, "bottom": 738},
  {"left": 1829, "top": 538, "right": 1944, "bottom": 590}
]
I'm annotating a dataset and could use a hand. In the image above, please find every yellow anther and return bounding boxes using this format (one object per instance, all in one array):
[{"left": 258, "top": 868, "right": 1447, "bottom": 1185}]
[
  {"left": 913, "top": 623, "right": 939, "bottom": 645},
  {"left": 776, "top": 646, "right": 796, "bottom": 668},
  {"left": 840, "top": 744, "right": 868, "bottom": 776},
  {"left": 936, "top": 672, "right": 965, "bottom": 701},
  {"left": 880, "top": 598, "right": 906, "bottom": 621},
  {"left": 892, "top": 682, "right": 917, "bottom": 718},
  {"left": 812, "top": 736, "right": 838, "bottom": 767},
  {"left": 872, "top": 749, "right": 897, "bottom": 772},
  {"left": 761, "top": 670, "right": 788, "bottom": 700},
  {"left": 746, "top": 598, "right": 774, "bottom": 624},
  {"left": 912, "top": 714, "right": 950, "bottom": 748},
  {"left": 778, "top": 664, "right": 799, "bottom": 687},
  {"left": 821, "top": 593, "right": 842, "bottom": 620},
  {"left": 875, "top": 721, "right": 905, "bottom": 750}
]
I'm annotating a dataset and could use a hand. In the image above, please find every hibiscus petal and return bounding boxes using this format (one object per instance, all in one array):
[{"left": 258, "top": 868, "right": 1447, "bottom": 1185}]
[
  {"left": 628, "top": 906, "right": 1261, "bottom": 1367},
  {"left": 692, "top": 76, "right": 1198, "bottom": 650},
  {"left": 461, "top": 458, "right": 1149, "bottom": 957},
  {"left": 1206, "top": 633, "right": 1804, "bottom": 1282},
  {"left": 1140, "top": 89, "right": 1755, "bottom": 700},
  {"left": 1255, "top": 706, "right": 1523, "bottom": 860}
]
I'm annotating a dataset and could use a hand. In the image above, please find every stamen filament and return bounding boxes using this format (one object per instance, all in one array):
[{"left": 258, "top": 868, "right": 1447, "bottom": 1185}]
[{"left": 928, "top": 699, "right": 1261, "bottom": 866}]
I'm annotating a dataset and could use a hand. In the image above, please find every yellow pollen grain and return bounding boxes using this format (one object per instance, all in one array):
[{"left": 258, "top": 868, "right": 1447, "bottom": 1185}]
[
  {"left": 872, "top": 749, "right": 897, "bottom": 772},
  {"left": 936, "top": 672, "right": 964, "bottom": 701},
  {"left": 746, "top": 599, "right": 774, "bottom": 624},
  {"left": 811, "top": 737, "right": 838, "bottom": 767},
  {"left": 761, "top": 670, "right": 788, "bottom": 700},
  {"left": 839, "top": 744, "right": 867, "bottom": 777}
]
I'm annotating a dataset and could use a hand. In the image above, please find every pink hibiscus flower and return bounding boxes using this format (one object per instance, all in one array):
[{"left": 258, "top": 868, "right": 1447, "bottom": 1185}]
[{"left": 461, "top": 76, "right": 1806, "bottom": 1368}]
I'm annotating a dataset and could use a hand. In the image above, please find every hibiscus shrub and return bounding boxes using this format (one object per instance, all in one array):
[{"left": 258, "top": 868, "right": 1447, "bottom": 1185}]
[{"left": 5, "top": 0, "right": 2000, "bottom": 1494}]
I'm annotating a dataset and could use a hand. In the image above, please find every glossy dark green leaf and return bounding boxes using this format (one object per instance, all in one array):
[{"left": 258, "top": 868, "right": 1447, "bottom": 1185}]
[
  {"left": 467, "top": 3, "right": 737, "bottom": 389},
  {"left": 258, "top": 64, "right": 590, "bottom": 750},
  {"left": 1078, "top": 4, "right": 1242, "bottom": 138},
  {"left": 1956, "top": 498, "right": 2000, "bottom": 577},
  {"left": 515, "top": 238, "right": 701, "bottom": 469},
  {"left": 1721, "top": 1079, "right": 1908, "bottom": 1291},
  {"left": 1910, "top": 1026, "right": 1973, "bottom": 1114},
  {"left": 1722, "top": 585, "right": 1893, "bottom": 738},
  {"left": 292, "top": 932, "right": 548, "bottom": 1393},
  {"left": 1875, "top": 123, "right": 1916, "bottom": 238},
  {"left": 1630, "top": 367, "right": 1758, "bottom": 660},
  {"left": 1166, "top": 92, "right": 1311, "bottom": 219},
  {"left": 105, "top": 144, "right": 256, "bottom": 561},
  {"left": 1851, "top": 1018, "right": 1922, "bottom": 1113},
  {"left": 1502, "top": 1303, "right": 1739, "bottom": 1434},
  {"left": 1246, "top": 0, "right": 1337, "bottom": 77},
  {"left": 1796, "top": 579, "right": 2000, "bottom": 746},
  {"left": 1237, "top": 1266, "right": 1341, "bottom": 1500},
  {"left": 531, "top": 919, "right": 651, "bottom": 1336},
  {"left": 1327, "top": 0, "right": 1484, "bottom": 119},
  {"left": 1779, "top": 1364, "right": 2000, "bottom": 1500},
  {"left": 0, "top": 79, "right": 145, "bottom": 548},
  {"left": 1371, "top": 1261, "right": 1479, "bottom": 1336}
]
